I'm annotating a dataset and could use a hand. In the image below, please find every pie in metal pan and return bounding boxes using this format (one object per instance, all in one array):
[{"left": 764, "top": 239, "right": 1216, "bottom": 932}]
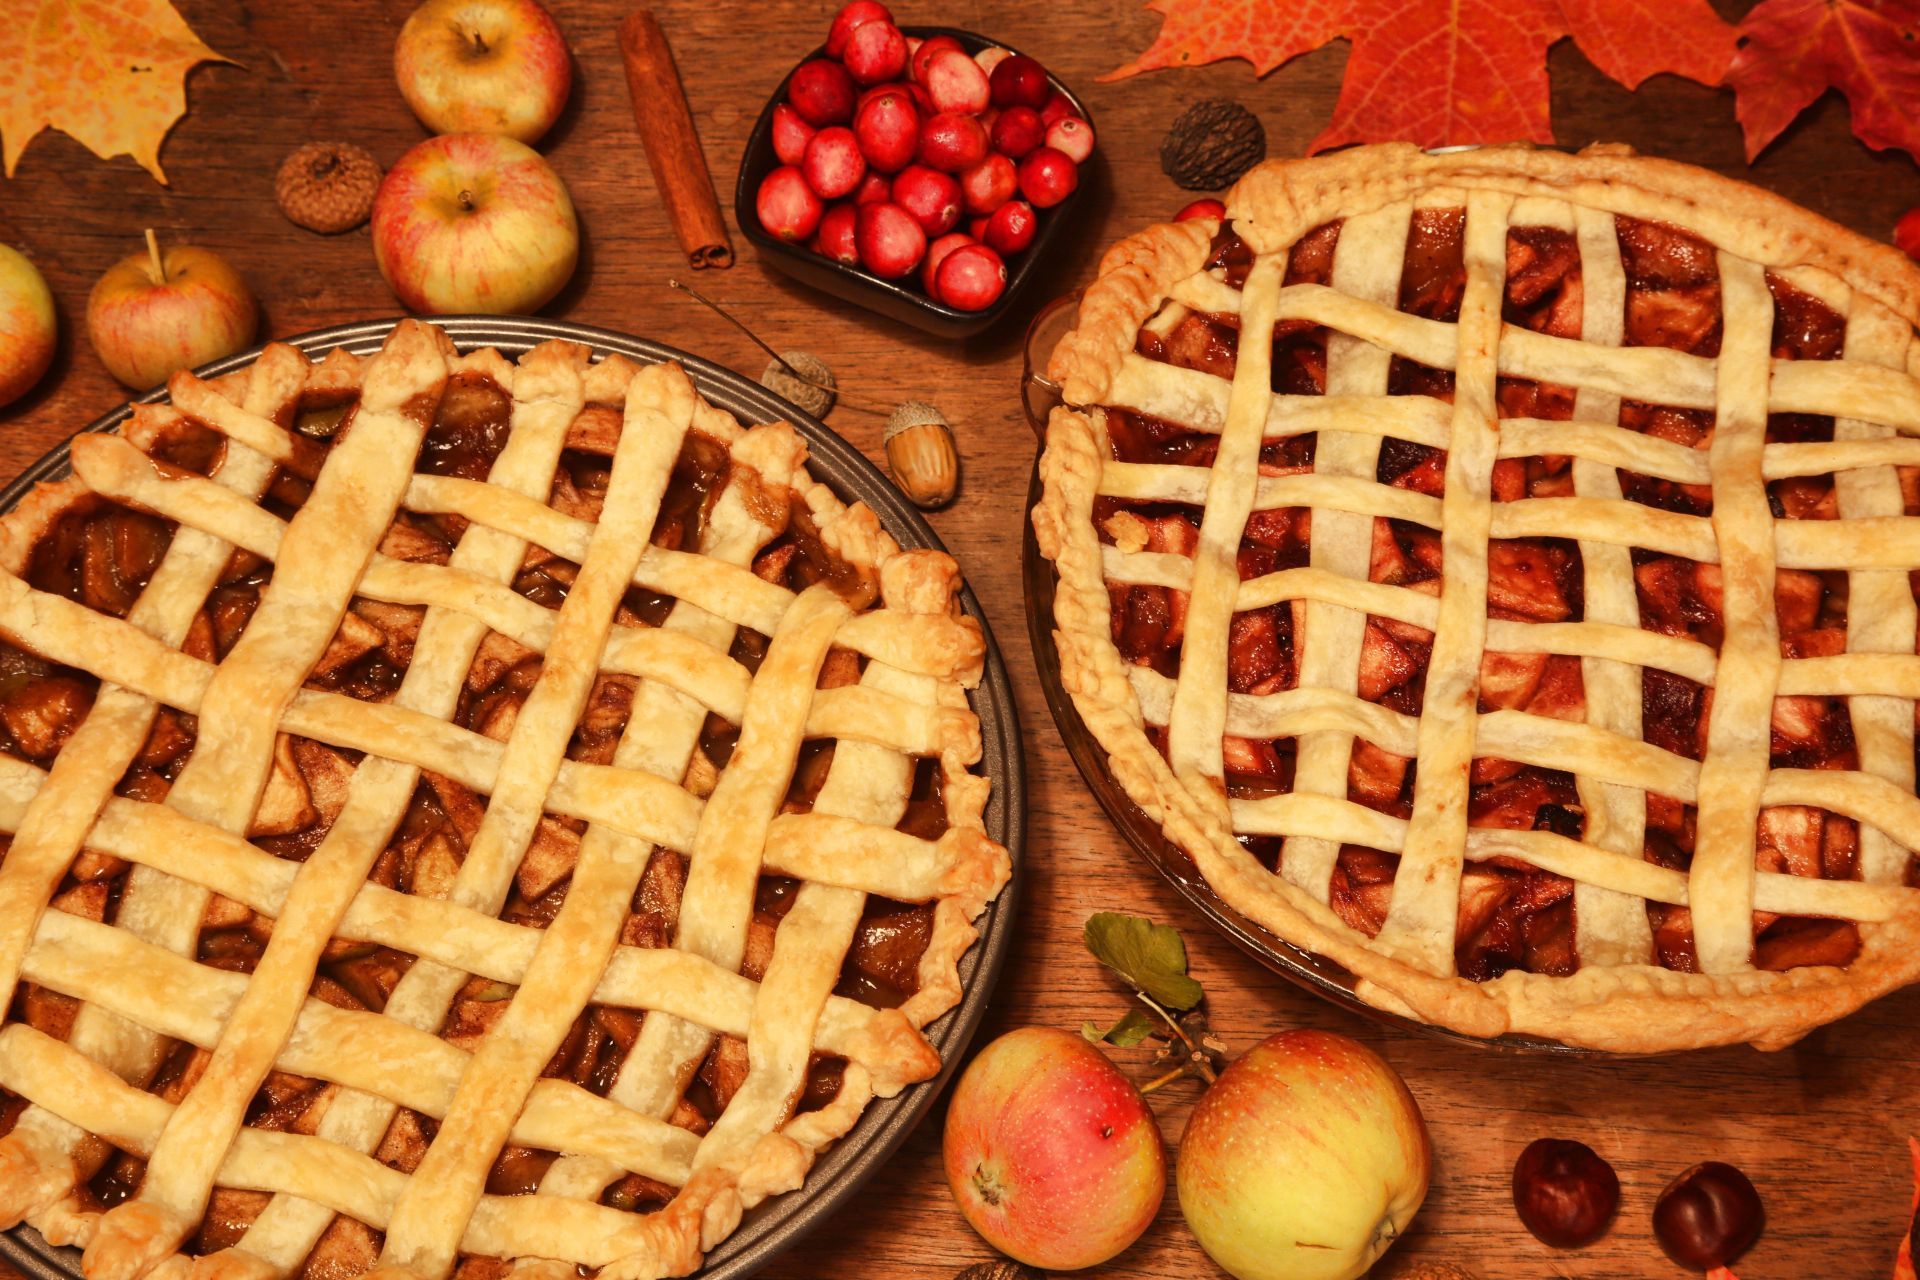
[
  {"left": 1033, "top": 142, "right": 1920, "bottom": 1053},
  {"left": 0, "top": 317, "right": 1016, "bottom": 1280}
]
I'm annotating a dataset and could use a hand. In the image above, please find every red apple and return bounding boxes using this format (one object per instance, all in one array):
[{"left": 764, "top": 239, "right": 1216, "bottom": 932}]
[
  {"left": 1178, "top": 1030, "right": 1430, "bottom": 1280},
  {"left": 0, "top": 244, "right": 56, "bottom": 408},
  {"left": 944, "top": 1027, "right": 1164, "bottom": 1270},
  {"left": 86, "top": 231, "right": 255, "bottom": 391},
  {"left": 393, "top": 0, "right": 571, "bottom": 145},
  {"left": 372, "top": 133, "right": 578, "bottom": 314}
]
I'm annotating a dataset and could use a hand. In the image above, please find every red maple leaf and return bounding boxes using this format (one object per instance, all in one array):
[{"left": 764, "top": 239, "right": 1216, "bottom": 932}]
[
  {"left": 1101, "top": 0, "right": 1738, "bottom": 153},
  {"left": 1727, "top": 0, "right": 1920, "bottom": 162}
]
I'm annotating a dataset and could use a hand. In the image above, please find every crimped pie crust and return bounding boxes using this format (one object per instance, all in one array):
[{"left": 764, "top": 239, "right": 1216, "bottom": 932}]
[{"left": 1034, "top": 143, "right": 1920, "bottom": 1052}]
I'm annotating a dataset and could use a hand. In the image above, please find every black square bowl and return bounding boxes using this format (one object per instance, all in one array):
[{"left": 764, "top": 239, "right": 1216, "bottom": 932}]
[{"left": 735, "top": 27, "right": 1094, "bottom": 339}]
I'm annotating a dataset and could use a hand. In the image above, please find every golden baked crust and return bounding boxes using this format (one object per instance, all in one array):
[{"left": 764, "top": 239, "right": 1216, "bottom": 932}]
[
  {"left": 1034, "top": 143, "right": 1920, "bottom": 1052},
  {"left": 0, "top": 320, "right": 1009, "bottom": 1279}
]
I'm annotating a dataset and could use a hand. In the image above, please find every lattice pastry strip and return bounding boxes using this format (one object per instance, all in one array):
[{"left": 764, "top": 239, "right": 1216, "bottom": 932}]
[
  {"left": 1035, "top": 143, "right": 1920, "bottom": 1051},
  {"left": 0, "top": 319, "right": 1006, "bottom": 1278}
]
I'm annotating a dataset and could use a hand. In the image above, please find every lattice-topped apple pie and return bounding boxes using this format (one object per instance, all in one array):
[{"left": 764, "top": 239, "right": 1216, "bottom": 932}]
[
  {"left": 1034, "top": 143, "right": 1920, "bottom": 1051},
  {"left": 0, "top": 320, "right": 1008, "bottom": 1280}
]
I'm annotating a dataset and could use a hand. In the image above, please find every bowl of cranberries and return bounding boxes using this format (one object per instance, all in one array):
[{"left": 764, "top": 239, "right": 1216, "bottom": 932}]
[{"left": 736, "top": 3, "right": 1095, "bottom": 338}]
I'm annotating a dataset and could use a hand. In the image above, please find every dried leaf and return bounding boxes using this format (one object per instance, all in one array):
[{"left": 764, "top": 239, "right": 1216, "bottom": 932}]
[
  {"left": 1082, "top": 1009, "right": 1158, "bottom": 1048},
  {"left": 1102, "top": 0, "right": 1735, "bottom": 153},
  {"left": 0, "top": 0, "right": 233, "bottom": 184},
  {"left": 1083, "top": 911, "right": 1204, "bottom": 1011},
  {"left": 1727, "top": 0, "right": 1920, "bottom": 163}
]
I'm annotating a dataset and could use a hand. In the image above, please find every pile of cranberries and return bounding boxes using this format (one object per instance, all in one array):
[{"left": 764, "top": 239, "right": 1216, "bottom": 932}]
[{"left": 752, "top": 2, "right": 1093, "bottom": 312}]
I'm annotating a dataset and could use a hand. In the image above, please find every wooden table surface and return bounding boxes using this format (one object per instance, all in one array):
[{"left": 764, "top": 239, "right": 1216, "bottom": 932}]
[{"left": 4, "top": 2, "right": 1919, "bottom": 1277}]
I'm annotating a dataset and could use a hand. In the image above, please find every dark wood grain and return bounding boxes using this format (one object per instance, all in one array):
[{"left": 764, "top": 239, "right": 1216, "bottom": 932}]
[{"left": 2, "top": 3, "right": 1919, "bottom": 1278}]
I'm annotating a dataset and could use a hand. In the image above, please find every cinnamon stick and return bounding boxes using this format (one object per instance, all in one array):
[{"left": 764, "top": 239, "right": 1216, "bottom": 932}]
[{"left": 618, "top": 10, "right": 732, "bottom": 269}]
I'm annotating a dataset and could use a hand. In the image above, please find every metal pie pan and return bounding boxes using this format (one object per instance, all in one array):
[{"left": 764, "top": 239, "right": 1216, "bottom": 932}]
[{"left": 0, "top": 315, "right": 1025, "bottom": 1280}]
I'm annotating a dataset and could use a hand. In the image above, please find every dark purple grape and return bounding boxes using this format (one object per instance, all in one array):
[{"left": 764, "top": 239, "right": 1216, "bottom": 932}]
[
  {"left": 1512, "top": 1138, "right": 1619, "bottom": 1248},
  {"left": 1653, "top": 1161, "right": 1764, "bottom": 1271}
]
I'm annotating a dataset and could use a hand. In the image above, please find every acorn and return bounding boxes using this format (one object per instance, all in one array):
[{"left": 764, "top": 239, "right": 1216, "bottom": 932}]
[
  {"left": 884, "top": 400, "right": 958, "bottom": 508},
  {"left": 1161, "top": 99, "right": 1266, "bottom": 191},
  {"left": 760, "top": 352, "right": 836, "bottom": 418}
]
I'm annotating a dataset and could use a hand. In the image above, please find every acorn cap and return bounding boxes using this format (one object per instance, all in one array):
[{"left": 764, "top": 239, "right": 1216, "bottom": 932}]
[
  {"left": 760, "top": 352, "right": 836, "bottom": 418},
  {"left": 884, "top": 399, "right": 947, "bottom": 441},
  {"left": 276, "top": 142, "right": 382, "bottom": 234}
]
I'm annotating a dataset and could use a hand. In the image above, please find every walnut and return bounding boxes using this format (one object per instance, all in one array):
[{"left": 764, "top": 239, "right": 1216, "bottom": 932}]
[
  {"left": 275, "top": 142, "right": 382, "bottom": 234},
  {"left": 1161, "top": 99, "right": 1266, "bottom": 192}
]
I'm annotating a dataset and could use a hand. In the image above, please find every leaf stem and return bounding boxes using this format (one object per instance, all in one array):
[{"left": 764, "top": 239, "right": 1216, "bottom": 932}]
[
  {"left": 666, "top": 277, "right": 890, "bottom": 415},
  {"left": 1137, "top": 992, "right": 1199, "bottom": 1054},
  {"left": 1138, "top": 1065, "right": 1187, "bottom": 1096},
  {"left": 143, "top": 228, "right": 165, "bottom": 286}
]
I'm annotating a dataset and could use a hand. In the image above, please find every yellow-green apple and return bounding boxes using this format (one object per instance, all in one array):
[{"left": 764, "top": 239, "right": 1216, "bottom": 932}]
[
  {"left": 371, "top": 133, "right": 578, "bottom": 315},
  {"left": 86, "top": 232, "right": 257, "bottom": 391},
  {"left": 943, "top": 1026, "right": 1164, "bottom": 1270},
  {"left": 394, "top": 0, "right": 572, "bottom": 144},
  {"left": 0, "top": 245, "right": 56, "bottom": 408},
  {"left": 1177, "top": 1029, "right": 1430, "bottom": 1280}
]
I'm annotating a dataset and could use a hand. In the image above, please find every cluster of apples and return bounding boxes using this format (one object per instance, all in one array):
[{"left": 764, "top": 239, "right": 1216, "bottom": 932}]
[
  {"left": 754, "top": 3, "right": 1094, "bottom": 311},
  {"left": 375, "top": 0, "right": 580, "bottom": 316},
  {"left": 945, "top": 1027, "right": 1429, "bottom": 1280}
]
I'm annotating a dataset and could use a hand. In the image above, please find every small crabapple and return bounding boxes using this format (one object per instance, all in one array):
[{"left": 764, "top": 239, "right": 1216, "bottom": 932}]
[
  {"left": 855, "top": 200, "right": 928, "bottom": 278},
  {"left": 803, "top": 126, "right": 867, "bottom": 200},
  {"left": 757, "top": 166, "right": 824, "bottom": 243},
  {"left": 959, "top": 153, "right": 1018, "bottom": 215},
  {"left": 788, "top": 59, "right": 855, "bottom": 126},
  {"left": 1017, "top": 147, "right": 1077, "bottom": 208},
  {"left": 825, "top": 0, "right": 891, "bottom": 58},
  {"left": 935, "top": 243, "right": 1007, "bottom": 311}
]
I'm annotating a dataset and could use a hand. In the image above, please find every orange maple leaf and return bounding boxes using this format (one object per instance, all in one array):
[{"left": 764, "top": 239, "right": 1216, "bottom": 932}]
[
  {"left": 1727, "top": 0, "right": 1920, "bottom": 162},
  {"left": 0, "top": 0, "right": 232, "bottom": 185},
  {"left": 1101, "top": 0, "right": 1737, "bottom": 154}
]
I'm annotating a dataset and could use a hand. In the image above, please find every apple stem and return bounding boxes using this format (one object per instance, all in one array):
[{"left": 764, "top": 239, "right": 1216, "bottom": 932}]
[
  {"left": 1138, "top": 1065, "right": 1187, "bottom": 1096},
  {"left": 1135, "top": 992, "right": 1220, "bottom": 1086},
  {"left": 143, "top": 228, "right": 166, "bottom": 286}
]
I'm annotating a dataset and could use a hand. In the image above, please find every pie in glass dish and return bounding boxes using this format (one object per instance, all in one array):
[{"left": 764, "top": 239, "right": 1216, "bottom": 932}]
[
  {"left": 1033, "top": 142, "right": 1920, "bottom": 1052},
  {"left": 0, "top": 320, "right": 1008, "bottom": 1280}
]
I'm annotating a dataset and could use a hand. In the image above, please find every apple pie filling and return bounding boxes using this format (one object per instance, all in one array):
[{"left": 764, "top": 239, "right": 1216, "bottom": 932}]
[
  {"left": 0, "top": 369, "right": 944, "bottom": 1278},
  {"left": 1097, "top": 212, "right": 1892, "bottom": 981}
]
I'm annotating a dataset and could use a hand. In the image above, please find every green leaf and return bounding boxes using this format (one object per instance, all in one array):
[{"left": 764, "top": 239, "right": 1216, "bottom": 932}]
[
  {"left": 1082, "top": 912, "right": 1204, "bottom": 1011},
  {"left": 1081, "top": 1009, "right": 1158, "bottom": 1048}
]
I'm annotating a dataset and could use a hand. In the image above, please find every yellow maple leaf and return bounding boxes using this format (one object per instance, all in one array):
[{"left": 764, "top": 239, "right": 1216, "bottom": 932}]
[{"left": 0, "top": 0, "right": 232, "bottom": 185}]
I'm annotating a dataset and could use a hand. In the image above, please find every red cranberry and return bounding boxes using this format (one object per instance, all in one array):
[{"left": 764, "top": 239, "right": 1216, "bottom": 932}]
[
  {"left": 921, "top": 230, "right": 974, "bottom": 295},
  {"left": 923, "top": 48, "right": 990, "bottom": 114},
  {"left": 1512, "top": 1139, "right": 1619, "bottom": 1249},
  {"left": 906, "top": 81, "right": 936, "bottom": 116},
  {"left": 1038, "top": 89, "right": 1078, "bottom": 127},
  {"left": 855, "top": 201, "right": 927, "bottom": 278},
  {"left": 825, "top": 0, "right": 891, "bottom": 58},
  {"left": 917, "top": 112, "right": 989, "bottom": 172},
  {"left": 852, "top": 171, "right": 892, "bottom": 205},
  {"left": 1174, "top": 197, "right": 1227, "bottom": 222},
  {"left": 989, "top": 54, "right": 1050, "bottom": 109},
  {"left": 974, "top": 45, "right": 1012, "bottom": 77},
  {"left": 854, "top": 90, "right": 919, "bottom": 173},
  {"left": 890, "top": 164, "right": 962, "bottom": 237},
  {"left": 757, "top": 166, "right": 823, "bottom": 243},
  {"left": 802, "top": 126, "right": 866, "bottom": 200},
  {"left": 1653, "top": 1163, "right": 1764, "bottom": 1272},
  {"left": 935, "top": 243, "right": 1006, "bottom": 310},
  {"left": 816, "top": 202, "right": 860, "bottom": 265},
  {"left": 771, "top": 104, "right": 815, "bottom": 167},
  {"left": 1045, "top": 116, "right": 1093, "bottom": 163},
  {"left": 959, "top": 153, "right": 1018, "bottom": 215},
  {"left": 843, "top": 19, "right": 908, "bottom": 85},
  {"left": 990, "top": 106, "right": 1046, "bottom": 159},
  {"left": 982, "top": 199, "right": 1036, "bottom": 254},
  {"left": 966, "top": 215, "right": 989, "bottom": 238},
  {"left": 911, "top": 33, "right": 964, "bottom": 83},
  {"left": 1017, "top": 147, "right": 1077, "bottom": 208},
  {"left": 788, "top": 59, "right": 855, "bottom": 127}
]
